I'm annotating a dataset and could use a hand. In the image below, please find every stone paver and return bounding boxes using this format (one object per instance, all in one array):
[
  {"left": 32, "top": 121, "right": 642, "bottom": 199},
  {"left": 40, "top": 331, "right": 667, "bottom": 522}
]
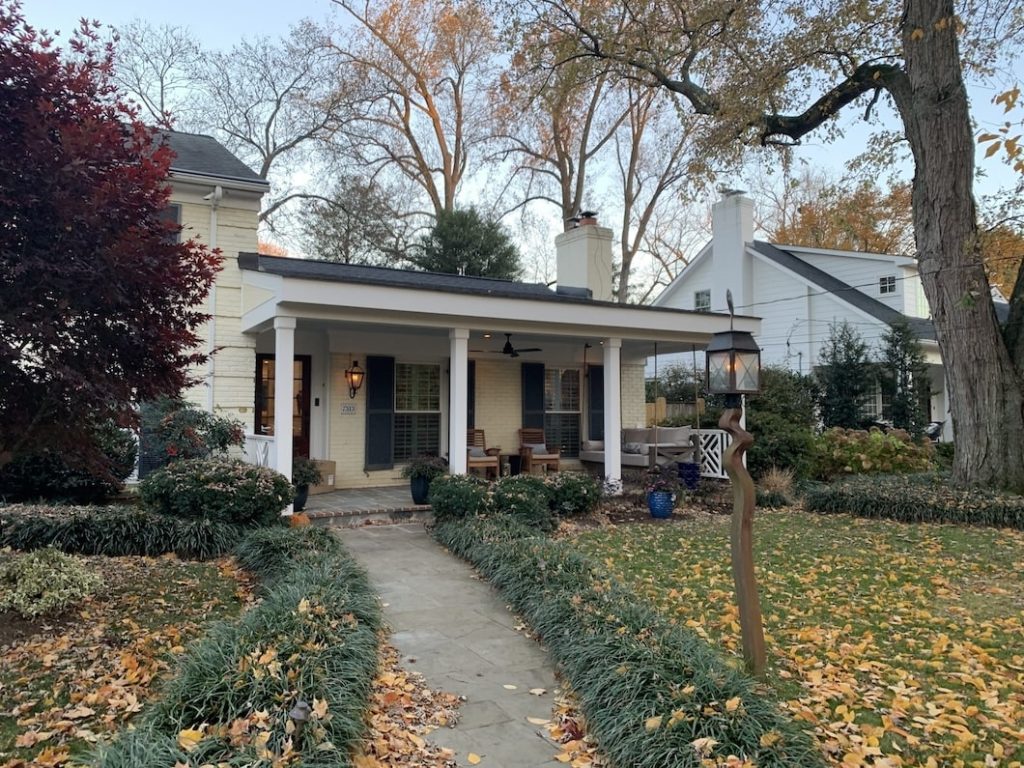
[{"left": 340, "top": 524, "right": 562, "bottom": 768}]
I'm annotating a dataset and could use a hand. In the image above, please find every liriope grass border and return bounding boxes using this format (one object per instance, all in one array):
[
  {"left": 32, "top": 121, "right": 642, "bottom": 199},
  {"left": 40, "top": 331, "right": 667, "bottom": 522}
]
[
  {"left": 433, "top": 515, "right": 825, "bottom": 768},
  {"left": 93, "top": 526, "right": 381, "bottom": 767}
]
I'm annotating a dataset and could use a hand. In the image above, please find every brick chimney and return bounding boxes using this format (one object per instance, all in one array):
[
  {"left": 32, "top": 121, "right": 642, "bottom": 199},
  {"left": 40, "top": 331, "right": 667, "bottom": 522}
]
[
  {"left": 711, "top": 190, "right": 754, "bottom": 313},
  {"left": 555, "top": 211, "right": 614, "bottom": 301}
]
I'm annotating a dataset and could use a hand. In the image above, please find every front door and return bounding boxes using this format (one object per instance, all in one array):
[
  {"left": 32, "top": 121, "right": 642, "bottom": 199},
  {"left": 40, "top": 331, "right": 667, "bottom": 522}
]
[{"left": 254, "top": 354, "right": 312, "bottom": 458}]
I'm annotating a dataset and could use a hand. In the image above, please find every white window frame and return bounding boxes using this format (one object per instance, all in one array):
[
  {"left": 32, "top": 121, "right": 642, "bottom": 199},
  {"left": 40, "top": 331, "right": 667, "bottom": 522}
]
[
  {"left": 879, "top": 276, "right": 897, "bottom": 295},
  {"left": 694, "top": 289, "right": 711, "bottom": 312},
  {"left": 394, "top": 362, "right": 441, "bottom": 461}
]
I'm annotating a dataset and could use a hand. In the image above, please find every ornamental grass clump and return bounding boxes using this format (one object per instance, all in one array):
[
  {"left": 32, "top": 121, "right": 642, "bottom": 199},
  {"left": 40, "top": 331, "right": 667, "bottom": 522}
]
[
  {"left": 139, "top": 457, "right": 292, "bottom": 526},
  {"left": 0, "top": 547, "right": 102, "bottom": 617},
  {"left": 432, "top": 517, "right": 824, "bottom": 767}
]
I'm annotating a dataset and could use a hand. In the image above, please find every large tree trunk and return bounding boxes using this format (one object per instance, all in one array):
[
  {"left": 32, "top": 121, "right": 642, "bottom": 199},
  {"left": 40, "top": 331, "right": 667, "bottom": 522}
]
[{"left": 894, "top": 0, "right": 1024, "bottom": 491}]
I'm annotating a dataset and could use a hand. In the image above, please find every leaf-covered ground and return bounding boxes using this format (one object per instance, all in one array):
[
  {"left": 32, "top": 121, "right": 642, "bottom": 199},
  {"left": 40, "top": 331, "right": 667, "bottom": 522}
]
[
  {"left": 572, "top": 509, "right": 1024, "bottom": 767},
  {"left": 0, "top": 553, "right": 252, "bottom": 768}
]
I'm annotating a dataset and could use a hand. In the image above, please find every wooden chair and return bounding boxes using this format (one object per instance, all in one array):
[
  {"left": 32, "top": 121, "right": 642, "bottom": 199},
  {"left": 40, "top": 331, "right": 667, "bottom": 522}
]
[
  {"left": 467, "top": 429, "right": 500, "bottom": 479},
  {"left": 518, "top": 428, "right": 560, "bottom": 474}
]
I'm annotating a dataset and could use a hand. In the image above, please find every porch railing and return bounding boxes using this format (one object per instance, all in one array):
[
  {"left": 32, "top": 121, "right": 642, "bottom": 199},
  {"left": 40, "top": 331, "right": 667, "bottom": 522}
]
[
  {"left": 695, "top": 429, "right": 729, "bottom": 479},
  {"left": 244, "top": 433, "right": 276, "bottom": 471}
]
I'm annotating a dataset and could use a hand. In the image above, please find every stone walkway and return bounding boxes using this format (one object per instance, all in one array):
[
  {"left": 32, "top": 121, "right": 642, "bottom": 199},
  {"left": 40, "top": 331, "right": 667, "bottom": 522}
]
[{"left": 340, "top": 524, "right": 562, "bottom": 768}]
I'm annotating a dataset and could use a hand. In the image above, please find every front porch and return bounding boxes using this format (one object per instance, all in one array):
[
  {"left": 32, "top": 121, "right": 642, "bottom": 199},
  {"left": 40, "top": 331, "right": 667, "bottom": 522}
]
[{"left": 304, "top": 485, "right": 431, "bottom": 528}]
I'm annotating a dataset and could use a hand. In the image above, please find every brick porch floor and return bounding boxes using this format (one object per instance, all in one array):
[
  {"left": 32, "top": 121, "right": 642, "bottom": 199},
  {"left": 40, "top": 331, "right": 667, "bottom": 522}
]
[{"left": 304, "top": 485, "right": 431, "bottom": 527}]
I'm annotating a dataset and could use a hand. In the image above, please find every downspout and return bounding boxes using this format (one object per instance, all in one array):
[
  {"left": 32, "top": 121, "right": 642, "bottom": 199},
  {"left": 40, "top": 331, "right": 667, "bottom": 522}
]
[{"left": 204, "top": 185, "right": 223, "bottom": 411}]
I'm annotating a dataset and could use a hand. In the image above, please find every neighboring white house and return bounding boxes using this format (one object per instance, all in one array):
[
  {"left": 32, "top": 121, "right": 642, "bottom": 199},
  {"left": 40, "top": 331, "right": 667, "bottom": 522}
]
[
  {"left": 163, "top": 132, "right": 759, "bottom": 489},
  {"left": 654, "top": 192, "right": 1009, "bottom": 442}
]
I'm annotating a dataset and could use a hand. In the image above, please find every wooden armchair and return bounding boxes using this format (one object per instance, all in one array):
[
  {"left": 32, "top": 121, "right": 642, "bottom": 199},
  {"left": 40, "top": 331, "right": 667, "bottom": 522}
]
[
  {"left": 518, "top": 428, "right": 560, "bottom": 474},
  {"left": 467, "top": 429, "right": 500, "bottom": 479}
]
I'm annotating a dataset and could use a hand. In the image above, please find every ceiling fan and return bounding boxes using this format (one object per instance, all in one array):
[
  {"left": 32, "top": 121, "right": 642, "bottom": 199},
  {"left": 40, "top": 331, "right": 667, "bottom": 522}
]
[{"left": 489, "top": 333, "right": 542, "bottom": 358}]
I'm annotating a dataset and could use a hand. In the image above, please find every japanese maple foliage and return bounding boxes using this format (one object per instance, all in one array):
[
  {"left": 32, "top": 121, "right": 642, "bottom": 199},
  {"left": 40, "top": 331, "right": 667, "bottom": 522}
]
[{"left": 0, "top": 1, "right": 221, "bottom": 471}]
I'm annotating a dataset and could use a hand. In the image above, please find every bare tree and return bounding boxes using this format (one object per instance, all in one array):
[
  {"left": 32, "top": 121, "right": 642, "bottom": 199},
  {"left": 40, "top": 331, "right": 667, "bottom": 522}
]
[{"left": 329, "top": 0, "right": 499, "bottom": 218}]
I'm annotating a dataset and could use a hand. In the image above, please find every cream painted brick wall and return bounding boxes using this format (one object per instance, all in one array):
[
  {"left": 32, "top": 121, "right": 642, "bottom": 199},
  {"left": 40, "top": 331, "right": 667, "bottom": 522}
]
[
  {"left": 621, "top": 364, "right": 646, "bottom": 428},
  {"left": 473, "top": 360, "right": 522, "bottom": 453}
]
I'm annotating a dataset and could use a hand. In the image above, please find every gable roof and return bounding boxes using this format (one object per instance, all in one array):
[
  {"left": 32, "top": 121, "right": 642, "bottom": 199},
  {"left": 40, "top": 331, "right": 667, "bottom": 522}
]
[
  {"left": 750, "top": 241, "right": 937, "bottom": 340},
  {"left": 162, "top": 131, "right": 269, "bottom": 186}
]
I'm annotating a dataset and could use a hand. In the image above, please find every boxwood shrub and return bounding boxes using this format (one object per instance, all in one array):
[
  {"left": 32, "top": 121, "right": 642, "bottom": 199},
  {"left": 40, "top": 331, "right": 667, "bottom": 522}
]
[
  {"left": 95, "top": 527, "right": 381, "bottom": 767},
  {"left": 0, "top": 505, "right": 244, "bottom": 560},
  {"left": 433, "top": 516, "right": 824, "bottom": 767},
  {"left": 805, "top": 473, "right": 1024, "bottom": 529},
  {"left": 139, "top": 457, "right": 292, "bottom": 526}
]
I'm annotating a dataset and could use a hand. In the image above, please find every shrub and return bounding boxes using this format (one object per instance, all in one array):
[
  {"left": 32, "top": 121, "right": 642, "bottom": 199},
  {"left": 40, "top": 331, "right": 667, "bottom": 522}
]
[
  {"left": 432, "top": 517, "right": 824, "bottom": 768},
  {"left": 747, "top": 412, "right": 817, "bottom": 479},
  {"left": 139, "top": 457, "right": 292, "bottom": 526},
  {"left": 428, "top": 474, "right": 489, "bottom": 522},
  {"left": 491, "top": 474, "right": 556, "bottom": 531},
  {"left": 805, "top": 473, "right": 1024, "bottom": 529},
  {"left": 0, "top": 505, "right": 244, "bottom": 560},
  {"left": 0, "top": 421, "right": 137, "bottom": 503},
  {"left": 97, "top": 527, "right": 381, "bottom": 767},
  {"left": 546, "top": 472, "right": 602, "bottom": 517},
  {"left": 0, "top": 547, "right": 102, "bottom": 617},
  {"left": 812, "top": 427, "right": 933, "bottom": 479},
  {"left": 400, "top": 455, "right": 448, "bottom": 481},
  {"left": 140, "top": 397, "right": 244, "bottom": 468},
  {"left": 934, "top": 441, "right": 955, "bottom": 470},
  {"left": 292, "top": 457, "right": 322, "bottom": 487}
]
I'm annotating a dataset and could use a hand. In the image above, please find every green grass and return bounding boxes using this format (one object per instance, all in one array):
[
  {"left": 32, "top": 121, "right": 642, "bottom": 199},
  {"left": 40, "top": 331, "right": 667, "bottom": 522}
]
[
  {"left": 572, "top": 510, "right": 1024, "bottom": 767},
  {"left": 0, "top": 554, "right": 247, "bottom": 766}
]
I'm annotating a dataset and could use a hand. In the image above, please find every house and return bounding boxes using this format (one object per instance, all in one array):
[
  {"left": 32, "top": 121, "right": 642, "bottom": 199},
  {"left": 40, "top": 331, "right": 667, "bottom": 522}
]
[
  {"left": 653, "top": 191, "right": 1000, "bottom": 442},
  {"left": 165, "top": 131, "right": 758, "bottom": 488}
]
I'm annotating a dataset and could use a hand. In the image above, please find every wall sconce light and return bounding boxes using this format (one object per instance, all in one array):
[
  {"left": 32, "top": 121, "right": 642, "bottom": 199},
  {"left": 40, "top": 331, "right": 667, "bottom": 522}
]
[{"left": 345, "top": 360, "right": 365, "bottom": 399}]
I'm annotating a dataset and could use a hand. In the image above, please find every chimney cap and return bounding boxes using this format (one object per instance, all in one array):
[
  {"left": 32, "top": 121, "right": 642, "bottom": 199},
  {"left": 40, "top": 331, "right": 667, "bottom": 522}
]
[
  {"left": 566, "top": 209, "right": 599, "bottom": 227},
  {"left": 717, "top": 187, "right": 747, "bottom": 197}
]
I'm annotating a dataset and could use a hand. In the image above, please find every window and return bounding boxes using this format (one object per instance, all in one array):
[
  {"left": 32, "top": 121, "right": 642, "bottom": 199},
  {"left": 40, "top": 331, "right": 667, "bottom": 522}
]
[
  {"left": 694, "top": 289, "right": 711, "bottom": 312},
  {"left": 159, "top": 204, "right": 182, "bottom": 243},
  {"left": 544, "top": 368, "right": 580, "bottom": 457},
  {"left": 879, "top": 276, "right": 896, "bottom": 295},
  {"left": 393, "top": 363, "right": 440, "bottom": 461}
]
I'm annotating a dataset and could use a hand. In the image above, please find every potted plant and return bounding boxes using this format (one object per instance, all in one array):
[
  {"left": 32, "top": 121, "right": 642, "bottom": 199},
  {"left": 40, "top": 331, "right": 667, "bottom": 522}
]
[
  {"left": 644, "top": 462, "right": 681, "bottom": 519},
  {"left": 401, "top": 455, "right": 447, "bottom": 504},
  {"left": 292, "top": 457, "right": 322, "bottom": 512}
]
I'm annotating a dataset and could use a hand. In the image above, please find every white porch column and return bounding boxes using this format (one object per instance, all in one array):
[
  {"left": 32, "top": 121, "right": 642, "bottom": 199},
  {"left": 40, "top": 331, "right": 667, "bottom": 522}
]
[
  {"left": 449, "top": 328, "right": 469, "bottom": 474},
  {"left": 603, "top": 338, "right": 622, "bottom": 491},
  {"left": 274, "top": 316, "right": 296, "bottom": 484}
]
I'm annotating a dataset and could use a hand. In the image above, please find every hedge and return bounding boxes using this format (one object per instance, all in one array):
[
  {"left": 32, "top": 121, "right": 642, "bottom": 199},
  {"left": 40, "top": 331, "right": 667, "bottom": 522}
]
[
  {"left": 804, "top": 473, "right": 1024, "bottom": 529},
  {"left": 94, "top": 526, "right": 381, "bottom": 767},
  {"left": 0, "top": 505, "right": 245, "bottom": 560},
  {"left": 433, "top": 516, "right": 824, "bottom": 768}
]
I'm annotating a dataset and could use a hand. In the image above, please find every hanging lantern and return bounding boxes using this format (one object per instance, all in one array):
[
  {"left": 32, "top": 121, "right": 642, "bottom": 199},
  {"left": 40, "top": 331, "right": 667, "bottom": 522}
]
[
  {"left": 344, "top": 360, "right": 365, "bottom": 399},
  {"left": 706, "top": 330, "right": 761, "bottom": 395}
]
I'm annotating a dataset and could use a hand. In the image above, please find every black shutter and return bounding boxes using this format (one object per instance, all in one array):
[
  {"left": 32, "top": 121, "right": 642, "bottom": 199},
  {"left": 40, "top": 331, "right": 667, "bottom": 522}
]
[
  {"left": 365, "top": 356, "right": 395, "bottom": 470},
  {"left": 521, "top": 362, "right": 545, "bottom": 429},
  {"left": 467, "top": 360, "right": 476, "bottom": 429},
  {"left": 588, "top": 365, "right": 604, "bottom": 441}
]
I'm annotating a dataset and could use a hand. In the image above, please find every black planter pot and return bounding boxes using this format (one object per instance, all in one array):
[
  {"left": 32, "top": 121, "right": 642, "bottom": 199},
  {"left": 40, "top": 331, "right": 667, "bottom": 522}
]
[
  {"left": 410, "top": 476, "right": 430, "bottom": 504},
  {"left": 293, "top": 484, "right": 310, "bottom": 512},
  {"left": 678, "top": 461, "right": 701, "bottom": 491}
]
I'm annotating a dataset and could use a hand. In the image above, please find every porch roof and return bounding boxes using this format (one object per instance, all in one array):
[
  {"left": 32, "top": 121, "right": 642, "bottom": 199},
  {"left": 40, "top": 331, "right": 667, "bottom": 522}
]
[{"left": 238, "top": 253, "right": 760, "bottom": 352}]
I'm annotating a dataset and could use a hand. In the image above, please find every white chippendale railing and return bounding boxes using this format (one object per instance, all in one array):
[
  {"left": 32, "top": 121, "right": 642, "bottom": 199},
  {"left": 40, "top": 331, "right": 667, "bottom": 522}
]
[
  {"left": 244, "top": 433, "right": 276, "bottom": 471},
  {"left": 695, "top": 429, "right": 729, "bottom": 479}
]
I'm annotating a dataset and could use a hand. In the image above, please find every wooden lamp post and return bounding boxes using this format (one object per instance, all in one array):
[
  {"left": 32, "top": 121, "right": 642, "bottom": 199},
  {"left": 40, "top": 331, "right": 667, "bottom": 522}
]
[{"left": 706, "top": 291, "right": 766, "bottom": 678}]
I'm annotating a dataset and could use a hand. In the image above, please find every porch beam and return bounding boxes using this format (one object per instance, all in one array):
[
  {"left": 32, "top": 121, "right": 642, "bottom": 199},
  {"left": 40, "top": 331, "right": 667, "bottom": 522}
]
[
  {"left": 449, "top": 328, "right": 469, "bottom": 474},
  {"left": 274, "top": 316, "right": 296, "bottom": 499},
  {"left": 603, "top": 337, "right": 622, "bottom": 492}
]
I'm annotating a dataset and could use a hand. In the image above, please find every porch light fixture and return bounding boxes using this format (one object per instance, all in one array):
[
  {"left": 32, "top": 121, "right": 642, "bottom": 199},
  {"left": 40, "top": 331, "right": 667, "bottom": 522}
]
[
  {"left": 345, "top": 360, "right": 365, "bottom": 399},
  {"left": 706, "top": 290, "right": 766, "bottom": 679}
]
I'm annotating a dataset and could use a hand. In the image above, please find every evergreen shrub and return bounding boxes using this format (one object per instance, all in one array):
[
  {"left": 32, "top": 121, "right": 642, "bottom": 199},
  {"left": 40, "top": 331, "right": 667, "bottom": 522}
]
[
  {"left": 813, "top": 427, "right": 933, "bottom": 479},
  {"left": 0, "top": 547, "right": 102, "bottom": 617},
  {"left": 428, "top": 474, "right": 490, "bottom": 522},
  {"left": 491, "top": 474, "right": 555, "bottom": 531}
]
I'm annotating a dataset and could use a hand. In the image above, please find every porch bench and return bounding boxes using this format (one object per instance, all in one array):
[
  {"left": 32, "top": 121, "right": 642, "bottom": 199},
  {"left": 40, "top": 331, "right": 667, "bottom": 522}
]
[{"left": 578, "top": 426, "right": 697, "bottom": 470}]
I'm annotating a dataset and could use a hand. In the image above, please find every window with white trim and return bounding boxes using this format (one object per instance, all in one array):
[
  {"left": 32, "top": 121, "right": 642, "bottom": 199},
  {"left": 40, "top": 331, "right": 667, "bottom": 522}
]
[
  {"left": 394, "top": 363, "right": 440, "bottom": 461},
  {"left": 879, "top": 276, "right": 897, "bottom": 295},
  {"left": 694, "top": 289, "right": 711, "bottom": 312},
  {"left": 544, "top": 368, "right": 580, "bottom": 457}
]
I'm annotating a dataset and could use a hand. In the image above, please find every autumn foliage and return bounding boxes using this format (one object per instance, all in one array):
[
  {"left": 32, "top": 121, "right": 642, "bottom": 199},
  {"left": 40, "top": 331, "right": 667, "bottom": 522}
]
[{"left": 0, "top": 2, "right": 220, "bottom": 472}]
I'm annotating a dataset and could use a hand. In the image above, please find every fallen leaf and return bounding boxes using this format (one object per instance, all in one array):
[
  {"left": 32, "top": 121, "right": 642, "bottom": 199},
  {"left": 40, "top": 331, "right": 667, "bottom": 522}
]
[{"left": 467, "top": 753, "right": 482, "bottom": 764}]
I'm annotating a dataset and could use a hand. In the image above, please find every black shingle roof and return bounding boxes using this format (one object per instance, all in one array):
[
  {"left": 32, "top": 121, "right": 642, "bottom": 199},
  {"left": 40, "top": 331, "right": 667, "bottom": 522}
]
[
  {"left": 162, "top": 131, "right": 268, "bottom": 185},
  {"left": 751, "top": 241, "right": 937, "bottom": 340}
]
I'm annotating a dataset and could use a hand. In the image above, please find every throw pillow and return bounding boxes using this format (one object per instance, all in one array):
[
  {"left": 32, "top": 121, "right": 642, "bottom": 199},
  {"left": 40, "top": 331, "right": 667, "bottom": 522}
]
[
  {"left": 581, "top": 440, "right": 604, "bottom": 452},
  {"left": 468, "top": 446, "right": 486, "bottom": 458},
  {"left": 525, "top": 443, "right": 548, "bottom": 454},
  {"left": 622, "top": 442, "right": 645, "bottom": 454}
]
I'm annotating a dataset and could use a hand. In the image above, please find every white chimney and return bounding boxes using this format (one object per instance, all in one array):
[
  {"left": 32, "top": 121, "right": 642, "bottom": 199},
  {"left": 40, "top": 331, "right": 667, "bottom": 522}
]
[
  {"left": 555, "top": 214, "right": 614, "bottom": 301},
  {"left": 711, "top": 191, "right": 754, "bottom": 313}
]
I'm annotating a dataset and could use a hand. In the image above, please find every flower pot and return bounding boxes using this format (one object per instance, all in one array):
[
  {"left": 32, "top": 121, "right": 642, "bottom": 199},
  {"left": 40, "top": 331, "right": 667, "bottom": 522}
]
[
  {"left": 410, "top": 476, "right": 431, "bottom": 505},
  {"left": 678, "top": 461, "right": 700, "bottom": 491},
  {"left": 293, "top": 484, "right": 309, "bottom": 512},
  {"left": 647, "top": 490, "right": 674, "bottom": 518}
]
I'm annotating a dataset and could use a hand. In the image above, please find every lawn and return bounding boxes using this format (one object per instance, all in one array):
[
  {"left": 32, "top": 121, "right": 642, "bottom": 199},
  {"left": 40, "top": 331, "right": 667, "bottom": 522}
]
[
  {"left": 0, "top": 553, "right": 251, "bottom": 768},
  {"left": 572, "top": 509, "right": 1024, "bottom": 767}
]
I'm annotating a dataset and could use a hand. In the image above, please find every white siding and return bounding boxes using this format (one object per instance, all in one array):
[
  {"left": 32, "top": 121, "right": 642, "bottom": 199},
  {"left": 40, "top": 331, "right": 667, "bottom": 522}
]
[
  {"left": 658, "top": 256, "right": 715, "bottom": 311},
  {"left": 749, "top": 257, "right": 810, "bottom": 369},
  {"left": 794, "top": 252, "right": 909, "bottom": 313}
]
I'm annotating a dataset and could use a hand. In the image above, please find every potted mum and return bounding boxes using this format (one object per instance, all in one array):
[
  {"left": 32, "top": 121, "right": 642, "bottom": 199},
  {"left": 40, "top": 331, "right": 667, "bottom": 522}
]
[
  {"left": 644, "top": 462, "right": 681, "bottom": 519},
  {"left": 291, "top": 457, "right": 322, "bottom": 512},
  {"left": 401, "top": 455, "right": 447, "bottom": 504}
]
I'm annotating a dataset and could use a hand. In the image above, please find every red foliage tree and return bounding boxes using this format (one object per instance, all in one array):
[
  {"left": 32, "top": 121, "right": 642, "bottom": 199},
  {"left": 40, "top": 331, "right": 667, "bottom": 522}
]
[{"left": 0, "top": 2, "right": 221, "bottom": 471}]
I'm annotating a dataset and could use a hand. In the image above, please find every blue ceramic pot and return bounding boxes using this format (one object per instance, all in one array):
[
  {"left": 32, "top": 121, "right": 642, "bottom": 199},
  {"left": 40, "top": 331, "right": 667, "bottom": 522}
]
[{"left": 647, "top": 490, "right": 674, "bottom": 518}]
